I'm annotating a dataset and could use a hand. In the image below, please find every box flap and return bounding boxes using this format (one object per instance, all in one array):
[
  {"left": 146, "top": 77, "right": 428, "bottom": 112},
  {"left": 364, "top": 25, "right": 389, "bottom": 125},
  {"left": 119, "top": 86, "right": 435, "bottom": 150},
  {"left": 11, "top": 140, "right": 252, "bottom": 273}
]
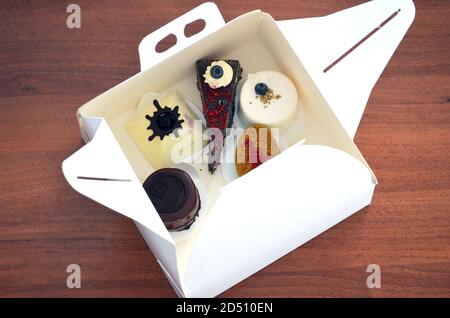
[
  {"left": 62, "top": 119, "right": 187, "bottom": 287},
  {"left": 62, "top": 119, "right": 172, "bottom": 241},
  {"left": 184, "top": 144, "right": 376, "bottom": 297},
  {"left": 277, "top": 0, "right": 415, "bottom": 138}
]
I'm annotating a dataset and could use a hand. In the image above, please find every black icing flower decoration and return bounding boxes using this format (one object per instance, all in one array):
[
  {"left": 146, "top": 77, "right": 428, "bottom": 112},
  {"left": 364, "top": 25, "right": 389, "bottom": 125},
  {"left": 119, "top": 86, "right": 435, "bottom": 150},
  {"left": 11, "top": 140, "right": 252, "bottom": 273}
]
[{"left": 145, "top": 99, "right": 184, "bottom": 141}]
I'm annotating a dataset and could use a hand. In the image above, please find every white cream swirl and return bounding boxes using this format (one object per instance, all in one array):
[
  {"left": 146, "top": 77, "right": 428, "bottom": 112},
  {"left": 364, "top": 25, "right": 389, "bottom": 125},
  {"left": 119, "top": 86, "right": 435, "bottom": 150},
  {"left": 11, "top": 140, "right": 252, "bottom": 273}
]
[{"left": 203, "top": 60, "right": 233, "bottom": 89}]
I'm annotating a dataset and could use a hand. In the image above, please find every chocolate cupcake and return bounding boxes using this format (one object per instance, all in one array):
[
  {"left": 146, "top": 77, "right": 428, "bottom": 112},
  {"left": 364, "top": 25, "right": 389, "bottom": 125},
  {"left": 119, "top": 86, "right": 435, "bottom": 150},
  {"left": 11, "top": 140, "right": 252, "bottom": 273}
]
[{"left": 143, "top": 168, "right": 201, "bottom": 231}]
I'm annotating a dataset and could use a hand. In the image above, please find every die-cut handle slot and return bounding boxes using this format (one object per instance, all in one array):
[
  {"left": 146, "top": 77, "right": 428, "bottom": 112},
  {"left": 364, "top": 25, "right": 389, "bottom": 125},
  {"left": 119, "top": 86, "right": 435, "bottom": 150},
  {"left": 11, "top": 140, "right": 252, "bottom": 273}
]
[
  {"left": 184, "top": 19, "right": 206, "bottom": 38},
  {"left": 323, "top": 9, "right": 401, "bottom": 73},
  {"left": 138, "top": 2, "right": 225, "bottom": 71},
  {"left": 77, "top": 176, "right": 132, "bottom": 182},
  {"left": 155, "top": 33, "right": 177, "bottom": 53}
]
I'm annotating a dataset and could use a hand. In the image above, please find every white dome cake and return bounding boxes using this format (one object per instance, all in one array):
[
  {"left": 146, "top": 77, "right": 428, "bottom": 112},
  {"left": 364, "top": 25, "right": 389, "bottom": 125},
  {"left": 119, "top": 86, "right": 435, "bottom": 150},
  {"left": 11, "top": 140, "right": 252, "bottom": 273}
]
[{"left": 239, "top": 71, "right": 298, "bottom": 129}]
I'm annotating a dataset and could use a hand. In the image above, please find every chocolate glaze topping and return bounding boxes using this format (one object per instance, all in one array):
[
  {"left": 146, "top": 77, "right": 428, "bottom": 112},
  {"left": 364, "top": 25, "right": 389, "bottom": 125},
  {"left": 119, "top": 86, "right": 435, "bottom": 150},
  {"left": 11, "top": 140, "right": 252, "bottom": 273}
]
[{"left": 145, "top": 99, "right": 184, "bottom": 141}]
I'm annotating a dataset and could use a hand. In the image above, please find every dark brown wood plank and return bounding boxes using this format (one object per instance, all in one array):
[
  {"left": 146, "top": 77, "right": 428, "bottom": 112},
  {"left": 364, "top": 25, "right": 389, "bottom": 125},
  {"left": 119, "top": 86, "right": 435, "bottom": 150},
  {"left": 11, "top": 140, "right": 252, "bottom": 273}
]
[{"left": 0, "top": 0, "right": 449, "bottom": 297}]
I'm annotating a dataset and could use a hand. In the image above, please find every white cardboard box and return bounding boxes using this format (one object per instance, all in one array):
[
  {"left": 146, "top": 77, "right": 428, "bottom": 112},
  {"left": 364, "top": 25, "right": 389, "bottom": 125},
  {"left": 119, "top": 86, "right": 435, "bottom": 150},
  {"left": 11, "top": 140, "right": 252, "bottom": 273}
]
[{"left": 62, "top": 0, "right": 415, "bottom": 297}]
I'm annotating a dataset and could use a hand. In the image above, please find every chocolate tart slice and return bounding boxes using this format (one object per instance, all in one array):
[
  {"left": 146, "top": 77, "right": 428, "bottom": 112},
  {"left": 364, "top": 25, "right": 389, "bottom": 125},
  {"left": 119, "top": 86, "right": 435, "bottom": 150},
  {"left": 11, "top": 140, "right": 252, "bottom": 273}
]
[
  {"left": 143, "top": 168, "right": 200, "bottom": 231},
  {"left": 196, "top": 59, "right": 243, "bottom": 173}
]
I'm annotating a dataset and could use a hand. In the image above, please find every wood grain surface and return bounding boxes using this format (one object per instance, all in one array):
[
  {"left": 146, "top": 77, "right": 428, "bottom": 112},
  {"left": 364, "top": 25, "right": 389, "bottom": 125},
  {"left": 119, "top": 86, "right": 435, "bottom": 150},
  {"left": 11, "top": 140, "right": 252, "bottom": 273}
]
[{"left": 0, "top": 0, "right": 449, "bottom": 298}]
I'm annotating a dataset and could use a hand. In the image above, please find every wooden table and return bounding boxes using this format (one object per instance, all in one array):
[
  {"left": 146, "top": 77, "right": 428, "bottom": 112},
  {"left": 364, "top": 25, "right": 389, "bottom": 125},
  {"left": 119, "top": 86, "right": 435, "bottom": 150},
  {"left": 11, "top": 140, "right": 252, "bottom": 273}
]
[{"left": 0, "top": 0, "right": 449, "bottom": 297}]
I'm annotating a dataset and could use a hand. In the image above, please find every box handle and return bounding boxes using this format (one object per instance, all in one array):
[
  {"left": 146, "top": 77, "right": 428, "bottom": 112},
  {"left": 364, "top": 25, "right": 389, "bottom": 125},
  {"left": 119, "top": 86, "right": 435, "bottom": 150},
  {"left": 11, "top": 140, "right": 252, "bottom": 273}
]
[{"left": 138, "top": 2, "right": 225, "bottom": 72}]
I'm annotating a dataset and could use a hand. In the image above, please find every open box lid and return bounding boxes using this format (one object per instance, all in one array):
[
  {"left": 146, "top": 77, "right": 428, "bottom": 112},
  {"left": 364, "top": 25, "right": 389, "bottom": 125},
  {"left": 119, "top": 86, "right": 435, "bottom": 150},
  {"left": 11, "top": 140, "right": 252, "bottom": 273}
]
[{"left": 62, "top": 0, "right": 415, "bottom": 297}]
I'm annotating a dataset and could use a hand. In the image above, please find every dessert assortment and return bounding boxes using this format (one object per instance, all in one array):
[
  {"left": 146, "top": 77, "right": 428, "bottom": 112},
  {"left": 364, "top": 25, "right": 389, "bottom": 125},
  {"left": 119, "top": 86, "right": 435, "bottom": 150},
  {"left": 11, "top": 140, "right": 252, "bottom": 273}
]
[{"left": 125, "top": 59, "right": 302, "bottom": 232}]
